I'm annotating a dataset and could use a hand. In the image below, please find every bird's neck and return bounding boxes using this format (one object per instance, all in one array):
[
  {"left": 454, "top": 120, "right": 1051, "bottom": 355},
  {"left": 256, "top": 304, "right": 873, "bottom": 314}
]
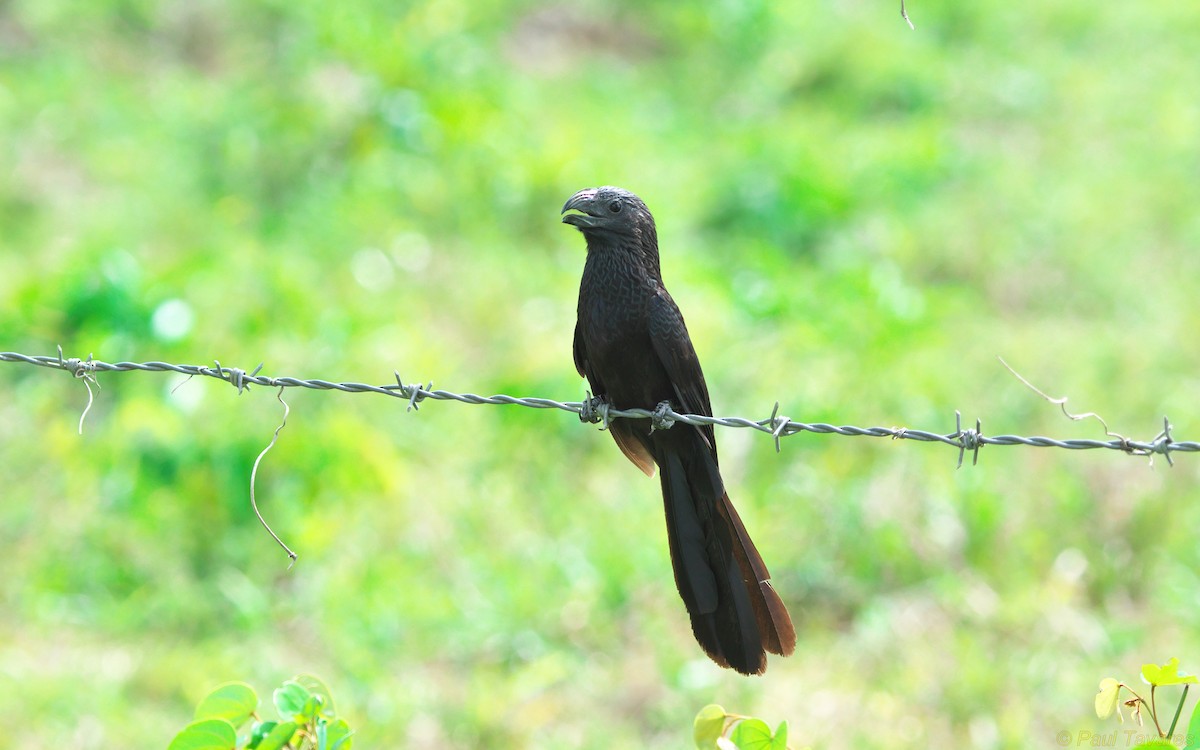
[{"left": 584, "top": 235, "right": 662, "bottom": 284}]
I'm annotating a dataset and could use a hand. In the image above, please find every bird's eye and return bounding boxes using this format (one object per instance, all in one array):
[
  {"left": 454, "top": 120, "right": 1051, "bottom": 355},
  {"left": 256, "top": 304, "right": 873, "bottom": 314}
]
[{"left": 608, "top": 200, "right": 622, "bottom": 213}]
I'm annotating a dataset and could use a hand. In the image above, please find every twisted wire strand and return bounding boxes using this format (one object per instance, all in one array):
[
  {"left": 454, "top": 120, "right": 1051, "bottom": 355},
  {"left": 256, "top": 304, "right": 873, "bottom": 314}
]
[{"left": 2, "top": 351, "right": 1194, "bottom": 462}]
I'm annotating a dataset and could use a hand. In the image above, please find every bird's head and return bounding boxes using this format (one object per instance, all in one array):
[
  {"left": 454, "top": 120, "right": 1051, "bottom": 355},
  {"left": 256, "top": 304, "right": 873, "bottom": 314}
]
[{"left": 561, "top": 186, "right": 655, "bottom": 241}]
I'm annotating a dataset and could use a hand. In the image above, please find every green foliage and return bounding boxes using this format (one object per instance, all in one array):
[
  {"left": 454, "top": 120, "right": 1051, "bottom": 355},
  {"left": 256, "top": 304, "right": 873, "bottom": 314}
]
[
  {"left": 1142, "top": 659, "right": 1198, "bottom": 688},
  {"left": 693, "top": 704, "right": 729, "bottom": 748},
  {"left": 168, "top": 719, "right": 237, "bottom": 750},
  {"left": 1095, "top": 659, "right": 1198, "bottom": 745},
  {"left": 728, "top": 717, "right": 788, "bottom": 750},
  {"left": 1187, "top": 702, "right": 1200, "bottom": 750},
  {"left": 1096, "top": 678, "right": 1122, "bottom": 721},
  {"left": 693, "top": 705, "right": 793, "bottom": 750},
  {"left": 170, "top": 676, "right": 351, "bottom": 750},
  {"left": 195, "top": 682, "right": 259, "bottom": 726},
  {"left": 3, "top": 0, "right": 1200, "bottom": 748}
]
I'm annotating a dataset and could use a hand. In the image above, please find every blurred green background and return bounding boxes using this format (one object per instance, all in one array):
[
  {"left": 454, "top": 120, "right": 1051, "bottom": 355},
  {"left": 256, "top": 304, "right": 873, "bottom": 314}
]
[{"left": 2, "top": 0, "right": 1199, "bottom": 747}]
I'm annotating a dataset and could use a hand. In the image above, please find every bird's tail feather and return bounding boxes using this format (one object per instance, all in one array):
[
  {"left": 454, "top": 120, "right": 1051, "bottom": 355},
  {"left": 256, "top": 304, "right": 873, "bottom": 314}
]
[
  {"left": 718, "top": 493, "right": 797, "bottom": 657},
  {"left": 657, "top": 432, "right": 791, "bottom": 674}
]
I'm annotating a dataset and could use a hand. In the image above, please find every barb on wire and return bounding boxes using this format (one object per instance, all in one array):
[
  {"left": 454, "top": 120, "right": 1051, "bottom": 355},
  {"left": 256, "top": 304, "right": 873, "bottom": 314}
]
[
  {"left": 954, "top": 411, "right": 982, "bottom": 469},
  {"left": 1154, "top": 417, "right": 1175, "bottom": 468},
  {"left": 768, "top": 402, "right": 788, "bottom": 454},
  {"left": 2, "top": 351, "right": 1197, "bottom": 466},
  {"left": 57, "top": 345, "right": 100, "bottom": 435}
]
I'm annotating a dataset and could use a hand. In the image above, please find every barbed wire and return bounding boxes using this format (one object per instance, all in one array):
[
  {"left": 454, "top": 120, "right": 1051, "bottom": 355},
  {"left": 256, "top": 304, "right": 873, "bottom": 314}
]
[
  {"left": 2, "top": 349, "right": 1193, "bottom": 467},
  {"left": 4, "top": 347, "right": 1191, "bottom": 563}
]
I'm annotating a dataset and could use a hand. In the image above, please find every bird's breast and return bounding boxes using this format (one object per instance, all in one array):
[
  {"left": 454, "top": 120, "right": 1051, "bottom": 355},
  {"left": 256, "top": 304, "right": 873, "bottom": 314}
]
[
  {"left": 576, "top": 254, "right": 672, "bottom": 409},
  {"left": 577, "top": 257, "right": 651, "bottom": 339}
]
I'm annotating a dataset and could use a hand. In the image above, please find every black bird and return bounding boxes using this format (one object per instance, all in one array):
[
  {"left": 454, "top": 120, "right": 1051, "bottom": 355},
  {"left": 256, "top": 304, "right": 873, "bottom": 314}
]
[{"left": 562, "top": 186, "right": 796, "bottom": 675}]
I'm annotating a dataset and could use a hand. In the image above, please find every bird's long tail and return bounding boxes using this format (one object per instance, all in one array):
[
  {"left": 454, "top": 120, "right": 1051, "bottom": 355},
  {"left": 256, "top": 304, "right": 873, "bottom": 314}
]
[{"left": 656, "top": 430, "right": 796, "bottom": 675}]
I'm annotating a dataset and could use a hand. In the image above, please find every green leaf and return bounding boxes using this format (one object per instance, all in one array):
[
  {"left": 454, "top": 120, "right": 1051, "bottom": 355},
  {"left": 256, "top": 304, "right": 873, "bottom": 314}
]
[
  {"left": 325, "top": 718, "right": 353, "bottom": 750},
  {"left": 1131, "top": 741, "right": 1178, "bottom": 749},
  {"left": 167, "top": 719, "right": 237, "bottom": 750},
  {"left": 257, "top": 720, "right": 299, "bottom": 750},
  {"left": 1096, "top": 678, "right": 1121, "bottom": 719},
  {"left": 297, "top": 674, "right": 338, "bottom": 719},
  {"left": 693, "top": 704, "right": 727, "bottom": 749},
  {"left": 301, "top": 693, "right": 326, "bottom": 720},
  {"left": 1183, "top": 699, "right": 1200, "bottom": 750},
  {"left": 728, "top": 718, "right": 774, "bottom": 750},
  {"left": 1142, "top": 658, "right": 1198, "bottom": 687},
  {"left": 274, "top": 680, "right": 312, "bottom": 720},
  {"left": 247, "top": 721, "right": 277, "bottom": 749},
  {"left": 771, "top": 720, "right": 788, "bottom": 750},
  {"left": 194, "top": 682, "right": 258, "bottom": 727}
]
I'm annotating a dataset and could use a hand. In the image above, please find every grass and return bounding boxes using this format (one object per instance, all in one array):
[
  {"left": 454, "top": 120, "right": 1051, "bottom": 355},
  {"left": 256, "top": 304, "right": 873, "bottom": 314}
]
[{"left": 2, "top": 0, "right": 1199, "bottom": 747}]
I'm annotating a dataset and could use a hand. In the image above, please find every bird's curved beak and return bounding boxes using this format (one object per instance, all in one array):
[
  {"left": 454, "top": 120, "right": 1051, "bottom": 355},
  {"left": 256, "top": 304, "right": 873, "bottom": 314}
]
[{"left": 562, "top": 189, "right": 601, "bottom": 228}]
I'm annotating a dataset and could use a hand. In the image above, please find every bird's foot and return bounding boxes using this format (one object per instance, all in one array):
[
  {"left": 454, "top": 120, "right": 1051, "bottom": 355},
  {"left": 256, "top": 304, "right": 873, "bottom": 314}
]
[
  {"left": 650, "top": 400, "right": 676, "bottom": 433},
  {"left": 579, "top": 392, "right": 611, "bottom": 430}
]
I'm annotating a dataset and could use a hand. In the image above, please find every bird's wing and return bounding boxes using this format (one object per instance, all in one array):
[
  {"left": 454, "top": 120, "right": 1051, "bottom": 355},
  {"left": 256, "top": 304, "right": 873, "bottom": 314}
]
[
  {"left": 572, "top": 321, "right": 589, "bottom": 380},
  {"left": 647, "top": 288, "right": 718, "bottom": 453},
  {"left": 575, "top": 319, "right": 656, "bottom": 476}
]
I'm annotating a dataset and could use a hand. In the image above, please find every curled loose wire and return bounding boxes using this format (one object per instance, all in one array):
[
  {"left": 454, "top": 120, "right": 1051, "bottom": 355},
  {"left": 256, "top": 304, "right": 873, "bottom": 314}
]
[{"left": 249, "top": 386, "right": 297, "bottom": 567}]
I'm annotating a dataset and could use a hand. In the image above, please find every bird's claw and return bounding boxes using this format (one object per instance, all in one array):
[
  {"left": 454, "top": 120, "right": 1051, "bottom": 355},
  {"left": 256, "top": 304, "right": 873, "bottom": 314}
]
[
  {"left": 580, "top": 392, "right": 611, "bottom": 430},
  {"left": 650, "top": 400, "right": 676, "bottom": 432}
]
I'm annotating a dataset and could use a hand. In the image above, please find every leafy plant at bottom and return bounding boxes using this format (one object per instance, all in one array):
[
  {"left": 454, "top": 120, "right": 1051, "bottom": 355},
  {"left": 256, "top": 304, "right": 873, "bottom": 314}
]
[
  {"left": 693, "top": 704, "right": 798, "bottom": 750},
  {"left": 1095, "top": 657, "right": 1199, "bottom": 750},
  {"left": 168, "top": 674, "right": 352, "bottom": 750}
]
